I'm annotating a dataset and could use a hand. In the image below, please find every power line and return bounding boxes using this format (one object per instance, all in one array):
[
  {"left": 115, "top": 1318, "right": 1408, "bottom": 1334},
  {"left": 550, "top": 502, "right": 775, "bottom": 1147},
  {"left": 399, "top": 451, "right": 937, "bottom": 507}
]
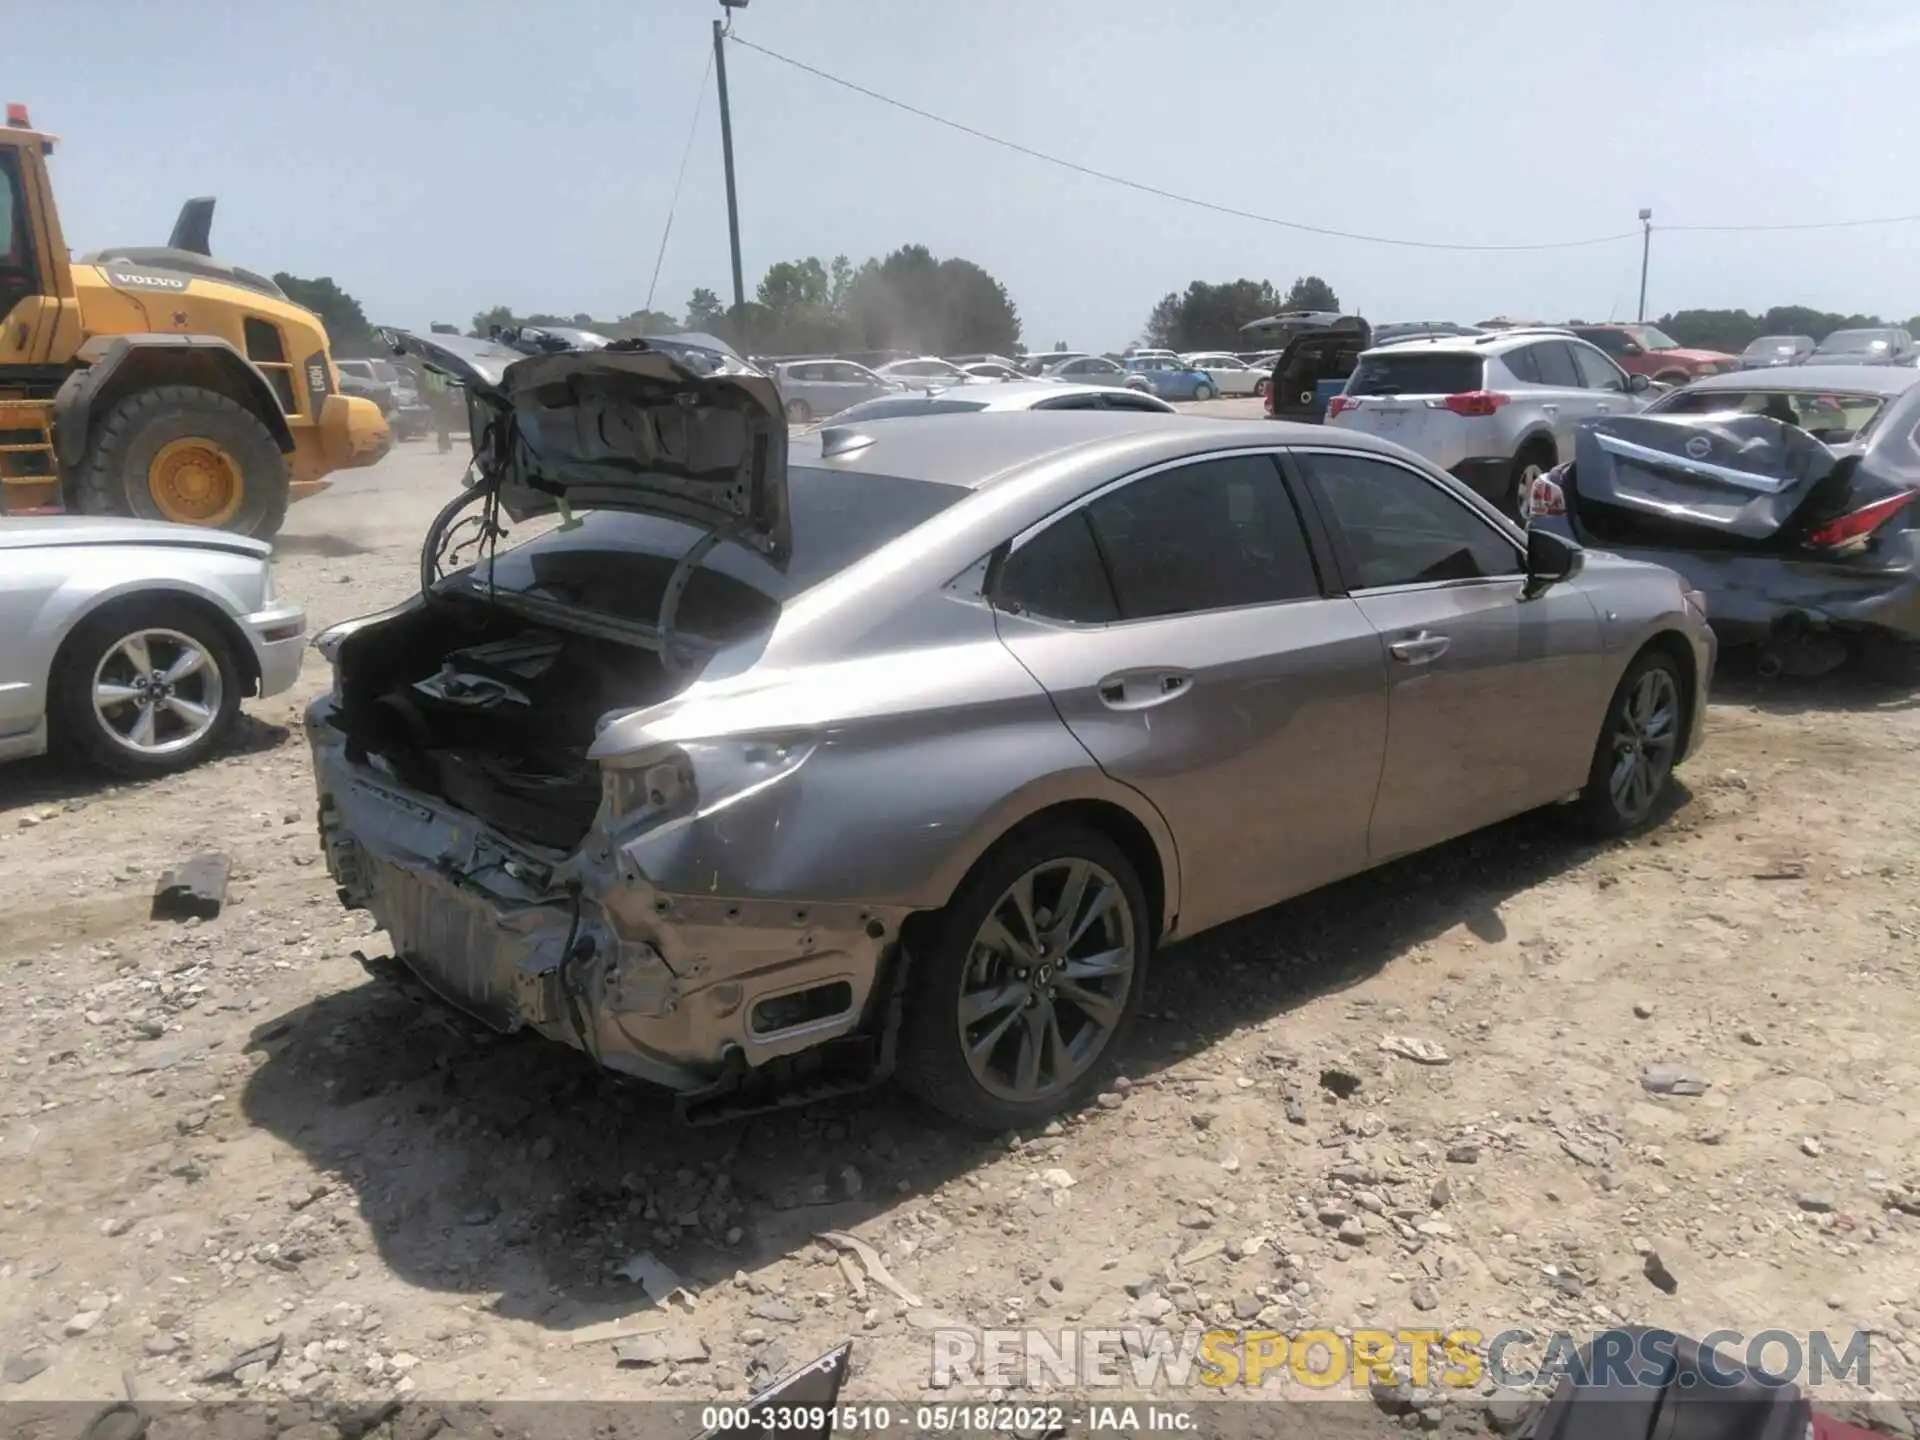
[
  {"left": 728, "top": 32, "right": 1920, "bottom": 248},
  {"left": 726, "top": 33, "right": 1638, "bottom": 254},
  {"left": 646, "top": 44, "right": 716, "bottom": 314},
  {"left": 1659, "top": 214, "right": 1920, "bottom": 234}
]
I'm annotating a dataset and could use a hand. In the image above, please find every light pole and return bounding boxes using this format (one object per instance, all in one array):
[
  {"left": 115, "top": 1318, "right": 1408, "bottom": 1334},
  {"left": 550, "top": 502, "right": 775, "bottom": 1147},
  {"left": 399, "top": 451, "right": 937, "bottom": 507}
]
[
  {"left": 714, "top": 0, "right": 749, "bottom": 323},
  {"left": 1636, "top": 208, "right": 1653, "bottom": 323}
]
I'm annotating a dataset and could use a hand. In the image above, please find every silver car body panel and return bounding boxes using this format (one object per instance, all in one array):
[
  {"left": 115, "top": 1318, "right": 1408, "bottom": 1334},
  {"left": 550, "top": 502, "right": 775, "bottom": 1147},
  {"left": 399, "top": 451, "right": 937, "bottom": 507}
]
[
  {"left": 0, "top": 516, "right": 304, "bottom": 763},
  {"left": 311, "top": 412, "right": 1711, "bottom": 1092}
]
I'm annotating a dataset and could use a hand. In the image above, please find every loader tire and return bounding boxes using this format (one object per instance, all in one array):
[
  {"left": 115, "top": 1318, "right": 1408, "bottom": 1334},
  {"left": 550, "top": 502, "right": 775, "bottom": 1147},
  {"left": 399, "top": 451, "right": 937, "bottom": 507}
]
[{"left": 74, "top": 384, "right": 290, "bottom": 540}]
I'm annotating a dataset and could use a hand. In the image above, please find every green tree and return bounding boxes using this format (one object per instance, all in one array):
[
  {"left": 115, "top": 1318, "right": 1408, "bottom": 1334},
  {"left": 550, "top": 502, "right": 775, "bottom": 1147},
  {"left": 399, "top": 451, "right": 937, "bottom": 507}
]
[
  {"left": 275, "top": 273, "right": 375, "bottom": 355},
  {"left": 685, "top": 287, "right": 726, "bottom": 332},
  {"left": 841, "top": 244, "right": 1021, "bottom": 354},
  {"left": 1143, "top": 279, "right": 1282, "bottom": 351},
  {"left": 1281, "top": 275, "right": 1341, "bottom": 312},
  {"left": 470, "top": 304, "right": 515, "bottom": 338}
]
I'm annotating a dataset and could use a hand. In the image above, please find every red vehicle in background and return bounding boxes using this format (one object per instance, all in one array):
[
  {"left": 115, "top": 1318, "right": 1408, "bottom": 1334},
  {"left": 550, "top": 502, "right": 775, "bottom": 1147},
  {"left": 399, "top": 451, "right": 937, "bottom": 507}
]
[{"left": 1569, "top": 323, "right": 1739, "bottom": 387}]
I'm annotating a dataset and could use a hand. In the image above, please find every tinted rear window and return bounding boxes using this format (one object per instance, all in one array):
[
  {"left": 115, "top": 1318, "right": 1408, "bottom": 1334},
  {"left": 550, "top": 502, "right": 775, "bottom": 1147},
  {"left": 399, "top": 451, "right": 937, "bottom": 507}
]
[
  {"left": 474, "top": 465, "right": 965, "bottom": 634},
  {"left": 1346, "top": 353, "right": 1484, "bottom": 396}
]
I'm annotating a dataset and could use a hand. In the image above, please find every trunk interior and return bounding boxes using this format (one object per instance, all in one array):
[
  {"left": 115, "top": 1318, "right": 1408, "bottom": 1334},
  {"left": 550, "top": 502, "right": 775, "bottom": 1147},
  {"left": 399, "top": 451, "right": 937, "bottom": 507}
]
[{"left": 330, "top": 596, "right": 692, "bottom": 852}]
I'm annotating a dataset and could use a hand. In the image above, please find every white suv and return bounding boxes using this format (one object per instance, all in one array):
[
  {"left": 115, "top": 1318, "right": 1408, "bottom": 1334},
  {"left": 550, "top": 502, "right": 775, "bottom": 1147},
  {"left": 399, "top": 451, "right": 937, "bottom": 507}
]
[{"left": 1326, "top": 329, "right": 1655, "bottom": 515}]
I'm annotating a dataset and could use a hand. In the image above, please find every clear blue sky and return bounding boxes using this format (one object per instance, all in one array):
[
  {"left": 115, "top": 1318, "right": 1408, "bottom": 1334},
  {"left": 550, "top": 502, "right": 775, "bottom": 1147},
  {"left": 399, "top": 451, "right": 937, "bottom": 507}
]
[{"left": 18, "top": 1, "right": 1920, "bottom": 350}]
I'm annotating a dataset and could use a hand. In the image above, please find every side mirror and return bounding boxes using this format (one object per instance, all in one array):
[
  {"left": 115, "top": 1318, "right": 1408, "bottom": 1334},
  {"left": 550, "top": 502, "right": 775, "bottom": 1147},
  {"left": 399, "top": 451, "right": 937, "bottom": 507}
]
[
  {"left": 1524, "top": 526, "right": 1582, "bottom": 597},
  {"left": 1621, "top": 343, "right": 1645, "bottom": 357},
  {"left": 1627, "top": 372, "right": 1652, "bottom": 393}
]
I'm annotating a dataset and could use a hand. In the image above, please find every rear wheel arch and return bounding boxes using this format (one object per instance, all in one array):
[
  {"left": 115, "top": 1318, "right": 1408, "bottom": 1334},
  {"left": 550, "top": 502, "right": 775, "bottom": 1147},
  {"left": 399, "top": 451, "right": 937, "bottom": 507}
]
[
  {"left": 916, "top": 796, "right": 1175, "bottom": 946},
  {"left": 1513, "top": 429, "right": 1559, "bottom": 466}
]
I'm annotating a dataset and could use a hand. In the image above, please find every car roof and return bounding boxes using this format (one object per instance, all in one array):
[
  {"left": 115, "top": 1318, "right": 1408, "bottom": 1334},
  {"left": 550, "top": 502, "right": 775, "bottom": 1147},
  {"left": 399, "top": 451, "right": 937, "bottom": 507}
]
[
  {"left": 788, "top": 409, "right": 1415, "bottom": 490},
  {"left": 1679, "top": 365, "right": 1920, "bottom": 396},
  {"left": 1358, "top": 328, "right": 1572, "bottom": 358}
]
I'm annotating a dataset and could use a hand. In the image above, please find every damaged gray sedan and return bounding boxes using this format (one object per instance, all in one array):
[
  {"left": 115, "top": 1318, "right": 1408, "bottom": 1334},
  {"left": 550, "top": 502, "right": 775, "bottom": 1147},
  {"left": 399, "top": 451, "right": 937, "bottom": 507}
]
[
  {"left": 309, "top": 333, "right": 1712, "bottom": 1129},
  {"left": 1524, "top": 366, "right": 1920, "bottom": 680}
]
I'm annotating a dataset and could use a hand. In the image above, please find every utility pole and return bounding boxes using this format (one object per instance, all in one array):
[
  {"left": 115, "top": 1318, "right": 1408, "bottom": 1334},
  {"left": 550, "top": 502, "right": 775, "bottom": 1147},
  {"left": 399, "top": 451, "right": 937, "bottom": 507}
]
[
  {"left": 713, "top": 8, "right": 747, "bottom": 322},
  {"left": 1636, "top": 208, "right": 1653, "bottom": 323}
]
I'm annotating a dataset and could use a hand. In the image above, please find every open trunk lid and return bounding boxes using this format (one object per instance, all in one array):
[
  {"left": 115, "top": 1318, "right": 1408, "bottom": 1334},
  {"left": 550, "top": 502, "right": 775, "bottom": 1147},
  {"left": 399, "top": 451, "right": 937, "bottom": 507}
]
[
  {"left": 1572, "top": 414, "right": 1841, "bottom": 541},
  {"left": 391, "top": 329, "right": 791, "bottom": 565}
]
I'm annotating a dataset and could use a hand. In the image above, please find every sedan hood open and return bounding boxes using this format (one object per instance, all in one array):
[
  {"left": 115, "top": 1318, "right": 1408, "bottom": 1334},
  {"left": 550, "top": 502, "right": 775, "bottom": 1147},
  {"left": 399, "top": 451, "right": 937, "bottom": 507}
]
[
  {"left": 392, "top": 329, "right": 790, "bottom": 564},
  {"left": 1573, "top": 414, "right": 1840, "bottom": 540}
]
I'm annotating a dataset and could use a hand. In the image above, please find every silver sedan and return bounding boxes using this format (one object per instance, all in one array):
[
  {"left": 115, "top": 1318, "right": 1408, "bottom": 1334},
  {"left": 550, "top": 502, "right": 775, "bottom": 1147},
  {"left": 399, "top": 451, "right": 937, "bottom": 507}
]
[
  {"left": 0, "top": 517, "right": 305, "bottom": 774},
  {"left": 315, "top": 335, "right": 1715, "bottom": 1130}
]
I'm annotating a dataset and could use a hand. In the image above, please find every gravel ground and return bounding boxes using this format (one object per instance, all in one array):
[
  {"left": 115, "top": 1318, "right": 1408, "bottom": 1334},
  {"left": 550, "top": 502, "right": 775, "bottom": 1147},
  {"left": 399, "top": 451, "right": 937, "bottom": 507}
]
[{"left": 2, "top": 423, "right": 1919, "bottom": 1437}]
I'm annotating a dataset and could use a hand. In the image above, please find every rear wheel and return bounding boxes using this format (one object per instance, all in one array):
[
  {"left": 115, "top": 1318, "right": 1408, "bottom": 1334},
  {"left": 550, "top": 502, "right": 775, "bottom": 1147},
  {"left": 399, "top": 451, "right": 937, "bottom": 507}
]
[
  {"left": 49, "top": 598, "right": 244, "bottom": 777},
  {"left": 1192, "top": 382, "right": 1215, "bottom": 402},
  {"left": 74, "top": 384, "right": 290, "bottom": 539},
  {"left": 1576, "top": 651, "right": 1684, "bottom": 837},
  {"left": 785, "top": 398, "right": 813, "bottom": 423},
  {"left": 899, "top": 824, "right": 1150, "bottom": 1130},
  {"left": 1505, "top": 446, "right": 1554, "bottom": 519}
]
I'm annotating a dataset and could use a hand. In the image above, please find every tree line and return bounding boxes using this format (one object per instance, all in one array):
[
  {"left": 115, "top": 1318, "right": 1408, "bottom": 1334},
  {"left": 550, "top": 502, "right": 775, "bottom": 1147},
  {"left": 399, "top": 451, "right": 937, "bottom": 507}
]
[
  {"left": 271, "top": 262, "right": 1920, "bottom": 369},
  {"left": 1143, "top": 276, "right": 1341, "bottom": 352},
  {"left": 1653, "top": 306, "right": 1920, "bottom": 353}
]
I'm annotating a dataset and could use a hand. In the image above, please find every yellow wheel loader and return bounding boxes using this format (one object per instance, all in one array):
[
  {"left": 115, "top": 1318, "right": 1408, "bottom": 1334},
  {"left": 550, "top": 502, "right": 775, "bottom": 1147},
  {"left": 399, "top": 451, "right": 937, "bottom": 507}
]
[{"left": 0, "top": 104, "right": 389, "bottom": 538}]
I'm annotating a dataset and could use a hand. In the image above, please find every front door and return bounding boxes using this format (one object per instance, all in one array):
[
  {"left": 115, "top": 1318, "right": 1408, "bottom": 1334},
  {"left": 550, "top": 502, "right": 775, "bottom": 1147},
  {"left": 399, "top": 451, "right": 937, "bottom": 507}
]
[
  {"left": 990, "top": 450, "right": 1389, "bottom": 935},
  {"left": 1294, "top": 448, "right": 1607, "bottom": 862}
]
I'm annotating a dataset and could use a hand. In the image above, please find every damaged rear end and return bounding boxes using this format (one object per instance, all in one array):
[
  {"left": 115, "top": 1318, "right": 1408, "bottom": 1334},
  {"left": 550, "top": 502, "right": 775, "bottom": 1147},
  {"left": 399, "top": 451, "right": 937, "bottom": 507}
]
[
  {"left": 308, "top": 334, "right": 920, "bottom": 1116},
  {"left": 1525, "top": 409, "right": 1920, "bottom": 675}
]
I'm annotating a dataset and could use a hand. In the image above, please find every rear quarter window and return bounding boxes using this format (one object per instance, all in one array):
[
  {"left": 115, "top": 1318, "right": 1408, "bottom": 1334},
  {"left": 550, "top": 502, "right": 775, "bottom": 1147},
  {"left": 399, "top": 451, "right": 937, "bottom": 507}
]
[{"left": 1346, "top": 353, "right": 1485, "bottom": 397}]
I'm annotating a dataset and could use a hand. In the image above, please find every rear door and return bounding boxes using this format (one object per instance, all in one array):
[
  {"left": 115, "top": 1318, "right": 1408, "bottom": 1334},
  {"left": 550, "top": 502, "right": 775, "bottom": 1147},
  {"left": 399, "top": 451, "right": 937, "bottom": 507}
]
[
  {"left": 990, "top": 450, "right": 1388, "bottom": 935},
  {"left": 1295, "top": 447, "right": 1607, "bottom": 862},
  {"left": 1526, "top": 341, "right": 1590, "bottom": 459},
  {"left": 1568, "top": 341, "right": 1636, "bottom": 419}
]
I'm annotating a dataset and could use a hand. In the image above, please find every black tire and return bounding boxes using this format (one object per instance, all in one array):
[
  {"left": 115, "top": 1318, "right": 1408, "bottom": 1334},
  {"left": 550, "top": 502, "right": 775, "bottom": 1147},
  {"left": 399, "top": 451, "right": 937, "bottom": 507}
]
[
  {"left": 1851, "top": 631, "right": 1920, "bottom": 687},
  {"left": 898, "top": 823, "right": 1151, "bottom": 1130},
  {"left": 1504, "top": 445, "right": 1555, "bottom": 520},
  {"left": 49, "top": 597, "right": 245, "bottom": 778},
  {"left": 1192, "top": 382, "right": 1215, "bottom": 402},
  {"left": 1575, "top": 649, "right": 1685, "bottom": 838},
  {"left": 73, "top": 384, "right": 290, "bottom": 540},
  {"left": 785, "top": 398, "right": 813, "bottom": 423}
]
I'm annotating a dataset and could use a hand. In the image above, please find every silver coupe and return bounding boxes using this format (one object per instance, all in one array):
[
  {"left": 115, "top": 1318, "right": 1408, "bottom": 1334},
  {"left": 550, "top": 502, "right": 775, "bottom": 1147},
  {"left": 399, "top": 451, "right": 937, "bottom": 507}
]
[{"left": 0, "top": 517, "right": 305, "bottom": 775}]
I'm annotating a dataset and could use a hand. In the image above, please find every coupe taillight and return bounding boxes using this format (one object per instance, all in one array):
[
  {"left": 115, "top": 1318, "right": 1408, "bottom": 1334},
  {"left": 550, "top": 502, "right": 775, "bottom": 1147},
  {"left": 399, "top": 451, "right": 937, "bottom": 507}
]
[
  {"left": 1805, "top": 489, "right": 1918, "bottom": 551},
  {"left": 1327, "top": 394, "right": 1359, "bottom": 418},
  {"left": 1442, "top": 390, "right": 1512, "bottom": 417}
]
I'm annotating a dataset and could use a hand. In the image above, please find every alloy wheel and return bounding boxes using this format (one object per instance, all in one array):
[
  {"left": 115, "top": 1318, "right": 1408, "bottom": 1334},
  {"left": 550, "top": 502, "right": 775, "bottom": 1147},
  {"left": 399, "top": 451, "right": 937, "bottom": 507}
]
[
  {"left": 91, "top": 628, "right": 226, "bottom": 758},
  {"left": 956, "top": 857, "right": 1136, "bottom": 1104},
  {"left": 1609, "top": 666, "right": 1679, "bottom": 822}
]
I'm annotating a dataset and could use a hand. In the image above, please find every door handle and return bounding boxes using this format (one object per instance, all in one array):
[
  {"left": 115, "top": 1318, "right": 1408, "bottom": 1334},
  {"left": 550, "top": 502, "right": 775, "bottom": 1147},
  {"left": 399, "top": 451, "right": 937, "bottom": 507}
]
[
  {"left": 1542, "top": 403, "right": 1559, "bottom": 416},
  {"left": 1097, "top": 669, "right": 1193, "bottom": 710},
  {"left": 1388, "top": 631, "right": 1451, "bottom": 664}
]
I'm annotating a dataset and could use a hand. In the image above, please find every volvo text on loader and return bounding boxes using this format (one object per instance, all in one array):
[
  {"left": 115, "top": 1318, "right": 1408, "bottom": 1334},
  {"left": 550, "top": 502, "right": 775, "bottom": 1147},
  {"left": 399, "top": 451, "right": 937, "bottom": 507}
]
[{"left": 0, "top": 104, "right": 389, "bottom": 538}]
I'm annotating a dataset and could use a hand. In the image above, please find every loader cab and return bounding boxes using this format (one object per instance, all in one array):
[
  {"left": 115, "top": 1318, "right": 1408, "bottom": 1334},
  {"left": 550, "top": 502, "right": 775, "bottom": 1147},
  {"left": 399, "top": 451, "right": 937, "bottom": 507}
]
[{"left": 0, "top": 104, "right": 77, "bottom": 382}]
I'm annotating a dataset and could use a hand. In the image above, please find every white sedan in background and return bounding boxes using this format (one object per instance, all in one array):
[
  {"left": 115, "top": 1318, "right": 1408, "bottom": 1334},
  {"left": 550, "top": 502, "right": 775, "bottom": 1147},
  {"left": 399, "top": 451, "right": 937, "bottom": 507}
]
[
  {"left": 1183, "top": 352, "right": 1264, "bottom": 397},
  {"left": 0, "top": 517, "right": 306, "bottom": 776},
  {"left": 876, "top": 357, "right": 986, "bottom": 387}
]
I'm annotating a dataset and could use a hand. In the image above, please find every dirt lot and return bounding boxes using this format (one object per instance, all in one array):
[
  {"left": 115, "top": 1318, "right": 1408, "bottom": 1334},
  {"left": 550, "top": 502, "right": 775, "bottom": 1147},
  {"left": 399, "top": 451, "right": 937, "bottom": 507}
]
[{"left": 3, "top": 426, "right": 1920, "bottom": 1433}]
